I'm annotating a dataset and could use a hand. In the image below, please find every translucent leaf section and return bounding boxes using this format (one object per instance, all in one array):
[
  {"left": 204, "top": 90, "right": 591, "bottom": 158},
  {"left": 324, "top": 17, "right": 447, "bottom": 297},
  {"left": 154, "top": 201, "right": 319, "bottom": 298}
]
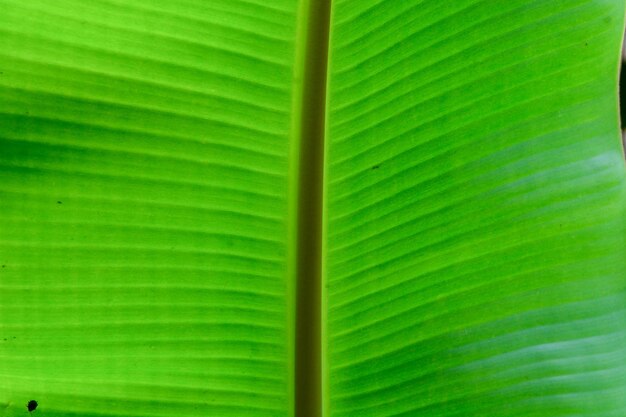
[
  {"left": 0, "top": 1, "right": 300, "bottom": 416},
  {"left": 323, "top": 1, "right": 626, "bottom": 416}
]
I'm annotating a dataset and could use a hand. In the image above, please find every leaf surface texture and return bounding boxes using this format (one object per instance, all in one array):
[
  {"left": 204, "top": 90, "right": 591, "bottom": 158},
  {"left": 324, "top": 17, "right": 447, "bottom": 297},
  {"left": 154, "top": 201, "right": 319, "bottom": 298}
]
[{"left": 323, "top": 1, "right": 626, "bottom": 416}]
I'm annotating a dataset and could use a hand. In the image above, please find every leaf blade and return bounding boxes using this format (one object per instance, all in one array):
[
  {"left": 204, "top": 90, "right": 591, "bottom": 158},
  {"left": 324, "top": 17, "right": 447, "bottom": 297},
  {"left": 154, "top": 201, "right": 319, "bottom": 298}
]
[
  {"left": 0, "top": 1, "right": 301, "bottom": 416},
  {"left": 323, "top": 1, "right": 626, "bottom": 416}
]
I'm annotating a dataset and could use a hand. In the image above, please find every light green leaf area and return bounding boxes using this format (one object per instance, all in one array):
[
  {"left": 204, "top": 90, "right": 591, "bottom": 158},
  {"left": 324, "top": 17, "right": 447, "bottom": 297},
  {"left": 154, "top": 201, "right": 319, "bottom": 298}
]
[
  {"left": 0, "top": 1, "right": 300, "bottom": 416},
  {"left": 323, "top": 1, "right": 626, "bottom": 416}
]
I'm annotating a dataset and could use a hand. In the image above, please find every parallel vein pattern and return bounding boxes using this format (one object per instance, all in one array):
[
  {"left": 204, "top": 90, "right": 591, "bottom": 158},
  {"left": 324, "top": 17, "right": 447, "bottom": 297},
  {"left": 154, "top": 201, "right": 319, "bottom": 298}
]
[
  {"left": 0, "top": 1, "right": 300, "bottom": 416},
  {"left": 323, "top": 1, "right": 626, "bottom": 416}
]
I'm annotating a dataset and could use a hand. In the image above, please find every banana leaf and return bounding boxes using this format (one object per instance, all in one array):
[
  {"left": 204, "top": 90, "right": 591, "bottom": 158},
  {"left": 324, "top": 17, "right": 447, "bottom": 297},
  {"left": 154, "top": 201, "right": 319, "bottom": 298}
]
[{"left": 0, "top": 1, "right": 625, "bottom": 416}]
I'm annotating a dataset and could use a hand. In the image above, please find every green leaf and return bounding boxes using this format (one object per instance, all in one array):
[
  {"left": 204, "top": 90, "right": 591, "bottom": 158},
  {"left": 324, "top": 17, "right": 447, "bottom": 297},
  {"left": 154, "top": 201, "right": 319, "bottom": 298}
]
[
  {"left": 1, "top": 1, "right": 625, "bottom": 417},
  {"left": 323, "top": 1, "right": 626, "bottom": 416},
  {"left": 0, "top": 1, "right": 301, "bottom": 416}
]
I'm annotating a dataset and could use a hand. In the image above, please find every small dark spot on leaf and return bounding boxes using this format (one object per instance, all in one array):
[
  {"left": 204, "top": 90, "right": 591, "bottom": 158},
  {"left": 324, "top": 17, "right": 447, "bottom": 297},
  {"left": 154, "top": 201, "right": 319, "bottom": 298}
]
[
  {"left": 584, "top": 42, "right": 588, "bottom": 46},
  {"left": 1, "top": 265, "right": 4, "bottom": 268},
  {"left": 57, "top": 201, "right": 62, "bottom": 205},
  {"left": 371, "top": 164, "right": 380, "bottom": 170},
  {"left": 27, "top": 400, "right": 38, "bottom": 412}
]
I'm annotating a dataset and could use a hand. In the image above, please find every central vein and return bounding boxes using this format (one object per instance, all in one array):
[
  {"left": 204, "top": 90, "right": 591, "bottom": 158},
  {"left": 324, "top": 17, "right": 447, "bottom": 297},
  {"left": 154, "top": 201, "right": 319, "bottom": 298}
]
[{"left": 292, "top": 0, "right": 332, "bottom": 416}]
